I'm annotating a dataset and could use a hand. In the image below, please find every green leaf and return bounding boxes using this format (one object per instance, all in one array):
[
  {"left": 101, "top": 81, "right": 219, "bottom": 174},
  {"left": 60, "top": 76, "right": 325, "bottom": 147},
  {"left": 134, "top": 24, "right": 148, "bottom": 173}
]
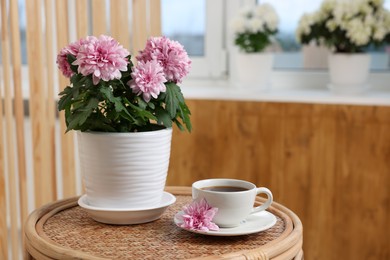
[
  {"left": 65, "top": 97, "right": 100, "bottom": 132},
  {"left": 64, "top": 106, "right": 71, "bottom": 127},
  {"left": 174, "top": 86, "right": 185, "bottom": 104},
  {"left": 179, "top": 102, "right": 192, "bottom": 132},
  {"left": 100, "top": 87, "right": 130, "bottom": 116},
  {"left": 67, "top": 54, "right": 78, "bottom": 74},
  {"left": 164, "top": 82, "right": 181, "bottom": 118},
  {"left": 119, "top": 109, "right": 135, "bottom": 122},
  {"left": 66, "top": 112, "right": 86, "bottom": 132},
  {"left": 70, "top": 73, "right": 84, "bottom": 86},
  {"left": 155, "top": 106, "right": 172, "bottom": 127},
  {"left": 83, "top": 97, "right": 99, "bottom": 111},
  {"left": 136, "top": 96, "right": 147, "bottom": 110},
  {"left": 147, "top": 102, "right": 155, "bottom": 110},
  {"left": 127, "top": 102, "right": 156, "bottom": 121},
  {"left": 58, "top": 85, "right": 72, "bottom": 96},
  {"left": 172, "top": 118, "right": 184, "bottom": 131},
  {"left": 86, "top": 119, "right": 117, "bottom": 132},
  {"left": 157, "top": 91, "right": 166, "bottom": 101},
  {"left": 58, "top": 87, "right": 73, "bottom": 111},
  {"left": 162, "top": 82, "right": 192, "bottom": 132}
]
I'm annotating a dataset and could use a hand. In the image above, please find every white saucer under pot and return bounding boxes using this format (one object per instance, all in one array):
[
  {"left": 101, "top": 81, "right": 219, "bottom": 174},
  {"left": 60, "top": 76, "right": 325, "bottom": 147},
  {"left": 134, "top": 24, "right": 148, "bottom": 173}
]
[{"left": 78, "top": 192, "right": 176, "bottom": 225}]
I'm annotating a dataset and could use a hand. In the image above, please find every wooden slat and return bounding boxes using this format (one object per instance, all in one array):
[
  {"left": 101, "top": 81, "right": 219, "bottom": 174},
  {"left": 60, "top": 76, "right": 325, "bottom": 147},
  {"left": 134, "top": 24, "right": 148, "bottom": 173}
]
[
  {"left": 25, "top": 0, "right": 54, "bottom": 208},
  {"left": 110, "top": 0, "right": 130, "bottom": 49},
  {"left": 55, "top": 0, "right": 76, "bottom": 198},
  {"left": 75, "top": 0, "right": 88, "bottom": 38},
  {"left": 149, "top": 0, "right": 161, "bottom": 36},
  {"left": 9, "top": 1, "right": 28, "bottom": 258},
  {"left": 1, "top": 0, "right": 19, "bottom": 258},
  {"left": 10, "top": 0, "right": 28, "bottom": 225},
  {"left": 44, "top": 0, "right": 57, "bottom": 201},
  {"left": 0, "top": 5, "right": 8, "bottom": 255},
  {"left": 132, "top": 0, "right": 148, "bottom": 53},
  {"left": 0, "top": 109, "right": 7, "bottom": 259},
  {"left": 92, "top": 0, "right": 107, "bottom": 36},
  {"left": 0, "top": 103, "right": 7, "bottom": 259}
]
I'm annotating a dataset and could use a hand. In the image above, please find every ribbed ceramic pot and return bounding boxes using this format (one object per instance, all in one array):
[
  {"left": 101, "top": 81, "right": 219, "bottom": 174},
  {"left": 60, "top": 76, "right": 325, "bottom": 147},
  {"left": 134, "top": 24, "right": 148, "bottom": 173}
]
[
  {"left": 235, "top": 52, "right": 274, "bottom": 90},
  {"left": 328, "top": 53, "right": 371, "bottom": 95},
  {"left": 77, "top": 128, "right": 172, "bottom": 209}
]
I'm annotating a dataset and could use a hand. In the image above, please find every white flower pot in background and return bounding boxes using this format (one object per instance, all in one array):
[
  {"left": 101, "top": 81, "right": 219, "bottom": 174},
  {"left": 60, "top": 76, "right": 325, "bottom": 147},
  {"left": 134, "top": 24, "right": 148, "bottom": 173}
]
[
  {"left": 235, "top": 52, "right": 274, "bottom": 91},
  {"left": 77, "top": 128, "right": 172, "bottom": 209},
  {"left": 328, "top": 53, "right": 371, "bottom": 95}
]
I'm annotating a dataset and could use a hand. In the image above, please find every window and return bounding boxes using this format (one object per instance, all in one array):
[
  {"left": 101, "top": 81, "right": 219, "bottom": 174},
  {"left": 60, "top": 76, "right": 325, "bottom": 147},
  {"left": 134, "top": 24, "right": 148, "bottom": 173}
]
[
  {"left": 7, "top": 0, "right": 390, "bottom": 84},
  {"left": 161, "top": 0, "right": 226, "bottom": 78},
  {"left": 161, "top": 0, "right": 205, "bottom": 56},
  {"left": 258, "top": 0, "right": 390, "bottom": 71}
]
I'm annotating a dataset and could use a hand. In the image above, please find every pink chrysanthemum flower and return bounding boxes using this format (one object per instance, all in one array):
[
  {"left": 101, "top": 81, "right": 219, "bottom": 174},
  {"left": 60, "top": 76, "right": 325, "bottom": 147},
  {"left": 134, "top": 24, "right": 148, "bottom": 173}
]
[
  {"left": 137, "top": 36, "right": 191, "bottom": 84},
  {"left": 179, "top": 198, "right": 219, "bottom": 231},
  {"left": 73, "top": 35, "right": 130, "bottom": 85},
  {"left": 56, "top": 40, "right": 83, "bottom": 78},
  {"left": 128, "top": 60, "right": 167, "bottom": 102}
]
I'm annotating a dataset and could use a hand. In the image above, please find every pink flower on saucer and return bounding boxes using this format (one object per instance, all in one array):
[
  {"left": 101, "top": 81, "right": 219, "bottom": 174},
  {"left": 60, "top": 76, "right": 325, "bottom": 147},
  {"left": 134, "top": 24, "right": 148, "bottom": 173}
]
[{"left": 179, "top": 198, "right": 219, "bottom": 231}]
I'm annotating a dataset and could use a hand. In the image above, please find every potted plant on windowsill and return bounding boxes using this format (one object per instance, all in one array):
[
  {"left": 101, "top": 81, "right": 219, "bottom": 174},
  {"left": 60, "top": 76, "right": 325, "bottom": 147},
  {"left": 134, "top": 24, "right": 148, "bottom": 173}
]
[
  {"left": 56, "top": 35, "right": 191, "bottom": 223},
  {"left": 230, "top": 3, "right": 279, "bottom": 90},
  {"left": 296, "top": 0, "right": 390, "bottom": 95}
]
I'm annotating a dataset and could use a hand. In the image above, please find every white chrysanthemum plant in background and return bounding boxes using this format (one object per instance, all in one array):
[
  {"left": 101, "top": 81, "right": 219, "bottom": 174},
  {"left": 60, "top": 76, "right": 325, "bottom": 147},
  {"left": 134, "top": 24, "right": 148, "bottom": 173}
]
[
  {"left": 296, "top": 0, "right": 390, "bottom": 53},
  {"left": 231, "top": 3, "right": 280, "bottom": 53}
]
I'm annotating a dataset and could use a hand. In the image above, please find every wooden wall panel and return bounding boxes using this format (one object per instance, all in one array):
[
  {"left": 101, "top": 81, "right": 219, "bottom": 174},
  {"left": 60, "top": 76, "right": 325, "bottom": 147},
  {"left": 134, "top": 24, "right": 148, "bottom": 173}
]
[
  {"left": 2, "top": 0, "right": 21, "bottom": 257},
  {"left": 91, "top": 0, "right": 107, "bottom": 35},
  {"left": 150, "top": 0, "right": 162, "bottom": 36},
  {"left": 25, "top": 0, "right": 57, "bottom": 209},
  {"left": 132, "top": 0, "right": 148, "bottom": 53},
  {"left": 167, "top": 100, "right": 390, "bottom": 260},
  {"left": 10, "top": 0, "right": 28, "bottom": 224},
  {"left": 44, "top": 0, "right": 58, "bottom": 205},
  {"left": 0, "top": 2, "right": 8, "bottom": 254},
  {"left": 110, "top": 0, "right": 130, "bottom": 49},
  {"left": 75, "top": 0, "right": 89, "bottom": 38},
  {"left": 55, "top": 0, "right": 76, "bottom": 198}
]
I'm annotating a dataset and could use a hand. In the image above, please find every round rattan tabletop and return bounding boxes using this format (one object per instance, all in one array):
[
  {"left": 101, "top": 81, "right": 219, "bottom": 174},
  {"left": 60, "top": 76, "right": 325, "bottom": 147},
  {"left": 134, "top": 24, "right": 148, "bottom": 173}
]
[{"left": 24, "top": 186, "right": 303, "bottom": 260}]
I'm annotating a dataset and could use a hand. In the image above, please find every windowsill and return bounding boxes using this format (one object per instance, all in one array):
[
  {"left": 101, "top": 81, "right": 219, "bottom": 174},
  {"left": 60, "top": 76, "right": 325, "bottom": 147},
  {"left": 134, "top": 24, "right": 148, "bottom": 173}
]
[
  {"left": 18, "top": 67, "right": 390, "bottom": 106},
  {"left": 181, "top": 70, "right": 390, "bottom": 106}
]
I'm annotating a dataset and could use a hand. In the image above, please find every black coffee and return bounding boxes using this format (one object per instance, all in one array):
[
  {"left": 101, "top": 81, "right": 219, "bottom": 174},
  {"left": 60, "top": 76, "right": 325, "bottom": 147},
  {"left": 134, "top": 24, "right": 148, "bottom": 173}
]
[{"left": 201, "top": 186, "right": 248, "bottom": 192}]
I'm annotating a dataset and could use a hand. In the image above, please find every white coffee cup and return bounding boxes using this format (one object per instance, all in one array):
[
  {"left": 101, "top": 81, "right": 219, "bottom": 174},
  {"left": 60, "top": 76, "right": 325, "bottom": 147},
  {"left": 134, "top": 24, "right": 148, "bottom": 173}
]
[{"left": 192, "top": 178, "right": 273, "bottom": 228}]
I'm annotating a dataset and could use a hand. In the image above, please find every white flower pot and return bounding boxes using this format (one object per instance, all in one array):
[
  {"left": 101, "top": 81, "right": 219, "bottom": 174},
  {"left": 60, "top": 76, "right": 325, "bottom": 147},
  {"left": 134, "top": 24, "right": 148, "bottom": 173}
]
[
  {"left": 235, "top": 52, "right": 274, "bottom": 90},
  {"left": 328, "top": 53, "right": 371, "bottom": 95},
  {"left": 77, "top": 128, "right": 172, "bottom": 209}
]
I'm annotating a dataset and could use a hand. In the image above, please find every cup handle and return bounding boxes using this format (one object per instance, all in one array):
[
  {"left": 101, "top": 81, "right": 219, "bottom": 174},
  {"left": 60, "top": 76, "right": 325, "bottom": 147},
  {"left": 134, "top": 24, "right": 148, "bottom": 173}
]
[{"left": 252, "top": 187, "right": 273, "bottom": 213}]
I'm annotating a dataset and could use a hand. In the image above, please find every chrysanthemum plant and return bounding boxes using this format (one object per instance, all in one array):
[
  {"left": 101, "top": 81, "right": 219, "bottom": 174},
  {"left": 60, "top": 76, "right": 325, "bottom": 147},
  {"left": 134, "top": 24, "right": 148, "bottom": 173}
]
[
  {"left": 296, "top": 0, "right": 390, "bottom": 53},
  {"left": 57, "top": 35, "right": 192, "bottom": 132},
  {"left": 230, "top": 3, "right": 279, "bottom": 53}
]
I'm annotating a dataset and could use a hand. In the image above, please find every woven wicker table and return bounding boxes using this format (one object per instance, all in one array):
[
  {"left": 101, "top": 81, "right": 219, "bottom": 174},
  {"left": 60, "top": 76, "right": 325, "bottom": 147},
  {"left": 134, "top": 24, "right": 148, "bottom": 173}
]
[{"left": 24, "top": 186, "right": 303, "bottom": 260}]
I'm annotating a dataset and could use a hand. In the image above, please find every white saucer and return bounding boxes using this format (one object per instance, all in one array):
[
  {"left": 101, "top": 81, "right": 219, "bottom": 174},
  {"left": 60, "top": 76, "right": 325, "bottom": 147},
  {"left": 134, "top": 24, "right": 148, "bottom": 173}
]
[
  {"left": 174, "top": 210, "right": 277, "bottom": 236},
  {"left": 78, "top": 192, "right": 176, "bottom": 225}
]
